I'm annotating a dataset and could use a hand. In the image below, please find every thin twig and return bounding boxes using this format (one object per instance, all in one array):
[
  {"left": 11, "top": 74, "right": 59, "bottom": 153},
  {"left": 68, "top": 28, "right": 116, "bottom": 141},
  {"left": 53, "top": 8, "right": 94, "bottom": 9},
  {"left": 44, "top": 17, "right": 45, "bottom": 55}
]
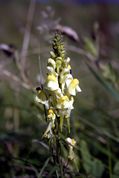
[
  {"left": 0, "top": 65, "right": 32, "bottom": 90},
  {"left": 66, "top": 45, "right": 95, "bottom": 61},
  {"left": 20, "top": 0, "right": 36, "bottom": 83}
]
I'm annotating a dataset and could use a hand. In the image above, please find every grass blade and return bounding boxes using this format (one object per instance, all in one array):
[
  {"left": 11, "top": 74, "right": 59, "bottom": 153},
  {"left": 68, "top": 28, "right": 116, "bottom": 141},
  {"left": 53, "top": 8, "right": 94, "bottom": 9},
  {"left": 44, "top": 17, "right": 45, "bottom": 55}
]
[
  {"left": 38, "top": 157, "right": 50, "bottom": 178},
  {"left": 87, "top": 63, "right": 119, "bottom": 102}
]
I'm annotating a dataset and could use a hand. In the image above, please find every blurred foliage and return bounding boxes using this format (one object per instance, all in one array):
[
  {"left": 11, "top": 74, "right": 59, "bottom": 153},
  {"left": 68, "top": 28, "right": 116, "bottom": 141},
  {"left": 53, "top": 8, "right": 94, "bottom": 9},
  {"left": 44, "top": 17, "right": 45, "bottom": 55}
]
[{"left": 0, "top": 0, "right": 119, "bottom": 177}]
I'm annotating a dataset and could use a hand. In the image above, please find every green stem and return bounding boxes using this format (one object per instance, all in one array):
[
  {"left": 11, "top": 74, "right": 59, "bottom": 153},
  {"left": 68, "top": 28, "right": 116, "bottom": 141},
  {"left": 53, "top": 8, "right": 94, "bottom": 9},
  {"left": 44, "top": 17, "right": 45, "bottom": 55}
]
[{"left": 53, "top": 116, "right": 64, "bottom": 177}]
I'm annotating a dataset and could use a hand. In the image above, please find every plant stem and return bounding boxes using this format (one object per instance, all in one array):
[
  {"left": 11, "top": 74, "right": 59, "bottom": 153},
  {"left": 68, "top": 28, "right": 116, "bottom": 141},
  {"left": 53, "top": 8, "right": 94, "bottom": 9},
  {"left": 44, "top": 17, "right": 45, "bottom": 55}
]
[{"left": 53, "top": 116, "right": 64, "bottom": 177}]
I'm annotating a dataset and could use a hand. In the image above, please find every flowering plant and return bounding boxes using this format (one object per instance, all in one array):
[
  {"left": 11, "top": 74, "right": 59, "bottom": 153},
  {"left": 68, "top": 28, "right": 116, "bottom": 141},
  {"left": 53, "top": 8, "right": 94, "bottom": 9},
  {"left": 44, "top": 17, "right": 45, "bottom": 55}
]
[{"left": 35, "top": 33, "right": 81, "bottom": 175}]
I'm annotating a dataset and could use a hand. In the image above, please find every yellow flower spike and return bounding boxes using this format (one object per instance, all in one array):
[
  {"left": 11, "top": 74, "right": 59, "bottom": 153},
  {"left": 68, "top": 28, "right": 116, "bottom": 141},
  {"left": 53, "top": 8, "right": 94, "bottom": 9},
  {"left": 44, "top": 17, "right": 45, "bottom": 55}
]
[{"left": 36, "top": 33, "right": 81, "bottom": 152}]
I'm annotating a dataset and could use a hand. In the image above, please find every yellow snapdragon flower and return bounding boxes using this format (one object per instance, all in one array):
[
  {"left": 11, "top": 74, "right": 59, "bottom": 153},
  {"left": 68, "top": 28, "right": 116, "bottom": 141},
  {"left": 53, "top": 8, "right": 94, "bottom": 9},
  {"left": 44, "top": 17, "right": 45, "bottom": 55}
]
[
  {"left": 66, "top": 137, "right": 76, "bottom": 160},
  {"left": 66, "top": 137, "right": 76, "bottom": 146},
  {"left": 35, "top": 90, "right": 49, "bottom": 109},
  {"left": 66, "top": 78, "right": 81, "bottom": 96},
  {"left": 57, "top": 95, "right": 74, "bottom": 110},
  {"left": 47, "top": 108, "right": 56, "bottom": 121},
  {"left": 47, "top": 58, "right": 56, "bottom": 73},
  {"left": 46, "top": 74, "right": 59, "bottom": 91}
]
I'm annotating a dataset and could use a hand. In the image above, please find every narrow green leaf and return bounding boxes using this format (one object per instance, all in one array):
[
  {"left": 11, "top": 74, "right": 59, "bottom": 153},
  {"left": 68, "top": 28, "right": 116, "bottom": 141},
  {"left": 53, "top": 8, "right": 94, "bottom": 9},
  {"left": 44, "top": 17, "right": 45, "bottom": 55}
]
[
  {"left": 38, "top": 157, "right": 50, "bottom": 178},
  {"left": 87, "top": 63, "right": 119, "bottom": 102},
  {"left": 48, "top": 166, "right": 59, "bottom": 177},
  {"left": 113, "top": 161, "right": 119, "bottom": 175},
  {"left": 84, "top": 37, "right": 97, "bottom": 58}
]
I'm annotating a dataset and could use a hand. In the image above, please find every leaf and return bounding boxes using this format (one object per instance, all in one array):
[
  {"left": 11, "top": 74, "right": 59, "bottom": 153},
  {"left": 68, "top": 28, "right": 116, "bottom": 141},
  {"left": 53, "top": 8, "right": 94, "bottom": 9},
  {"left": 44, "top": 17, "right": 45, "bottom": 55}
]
[
  {"left": 48, "top": 165, "right": 59, "bottom": 177},
  {"left": 84, "top": 37, "right": 97, "bottom": 58},
  {"left": 80, "top": 140, "right": 104, "bottom": 177},
  {"left": 113, "top": 161, "right": 119, "bottom": 175},
  {"left": 92, "top": 158, "right": 104, "bottom": 178},
  {"left": 87, "top": 63, "right": 119, "bottom": 102},
  {"left": 38, "top": 157, "right": 50, "bottom": 178},
  {"left": 60, "top": 140, "right": 68, "bottom": 158},
  {"left": 99, "top": 62, "right": 119, "bottom": 91},
  {"left": 80, "top": 140, "right": 92, "bottom": 173}
]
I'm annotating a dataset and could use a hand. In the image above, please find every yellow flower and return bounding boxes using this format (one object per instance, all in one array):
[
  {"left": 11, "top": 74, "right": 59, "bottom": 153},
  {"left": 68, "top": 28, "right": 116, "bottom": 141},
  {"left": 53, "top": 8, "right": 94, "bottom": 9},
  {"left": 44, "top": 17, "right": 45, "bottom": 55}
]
[
  {"left": 47, "top": 74, "right": 57, "bottom": 81},
  {"left": 43, "top": 122, "right": 53, "bottom": 139},
  {"left": 47, "top": 58, "right": 56, "bottom": 73},
  {"left": 47, "top": 108, "right": 56, "bottom": 121},
  {"left": 57, "top": 95, "right": 74, "bottom": 109},
  {"left": 48, "top": 58, "right": 56, "bottom": 69},
  {"left": 66, "top": 57, "right": 70, "bottom": 63},
  {"left": 66, "top": 137, "right": 76, "bottom": 160},
  {"left": 66, "top": 137, "right": 76, "bottom": 146},
  {"left": 35, "top": 90, "right": 49, "bottom": 109},
  {"left": 46, "top": 74, "right": 59, "bottom": 91},
  {"left": 67, "top": 78, "right": 81, "bottom": 96}
]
